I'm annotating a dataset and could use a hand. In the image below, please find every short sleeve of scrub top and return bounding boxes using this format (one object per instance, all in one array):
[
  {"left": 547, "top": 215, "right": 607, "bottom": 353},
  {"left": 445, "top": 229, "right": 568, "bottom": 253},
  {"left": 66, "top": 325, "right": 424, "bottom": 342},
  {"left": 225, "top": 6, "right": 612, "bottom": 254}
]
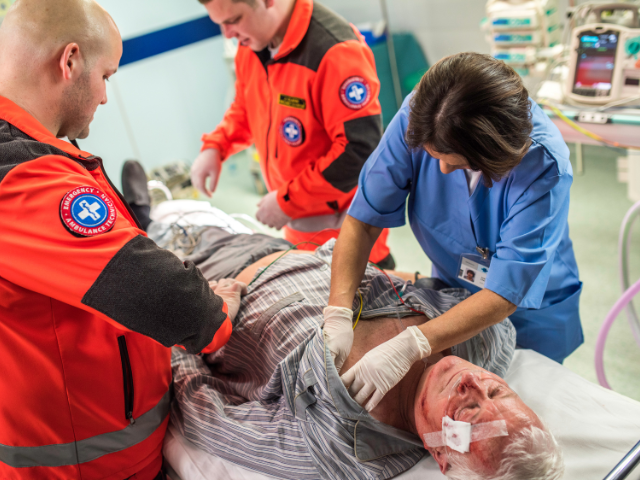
[{"left": 348, "top": 98, "right": 415, "bottom": 229}]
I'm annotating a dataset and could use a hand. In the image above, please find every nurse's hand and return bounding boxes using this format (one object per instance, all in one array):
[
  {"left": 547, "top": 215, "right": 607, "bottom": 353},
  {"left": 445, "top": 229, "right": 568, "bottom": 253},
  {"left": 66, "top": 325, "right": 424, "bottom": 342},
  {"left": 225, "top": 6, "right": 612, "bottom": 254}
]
[
  {"left": 211, "top": 279, "right": 247, "bottom": 323},
  {"left": 323, "top": 306, "right": 355, "bottom": 372},
  {"left": 191, "top": 149, "right": 222, "bottom": 197},
  {"left": 341, "top": 326, "right": 431, "bottom": 411},
  {"left": 256, "top": 191, "right": 291, "bottom": 230}
]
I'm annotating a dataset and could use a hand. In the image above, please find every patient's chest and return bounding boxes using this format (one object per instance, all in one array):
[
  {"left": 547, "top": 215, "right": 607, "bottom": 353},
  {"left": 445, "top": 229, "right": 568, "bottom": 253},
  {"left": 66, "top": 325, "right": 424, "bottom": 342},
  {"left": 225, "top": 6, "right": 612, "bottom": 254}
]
[
  {"left": 340, "top": 315, "right": 447, "bottom": 426},
  {"left": 341, "top": 315, "right": 428, "bottom": 373}
]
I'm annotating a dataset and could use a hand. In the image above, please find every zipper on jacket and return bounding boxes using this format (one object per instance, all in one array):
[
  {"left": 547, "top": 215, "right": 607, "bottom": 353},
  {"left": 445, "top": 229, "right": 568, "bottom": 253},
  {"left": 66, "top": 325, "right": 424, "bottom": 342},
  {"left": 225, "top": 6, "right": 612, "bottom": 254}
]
[
  {"left": 264, "top": 64, "right": 273, "bottom": 190},
  {"left": 117, "top": 335, "right": 135, "bottom": 424}
]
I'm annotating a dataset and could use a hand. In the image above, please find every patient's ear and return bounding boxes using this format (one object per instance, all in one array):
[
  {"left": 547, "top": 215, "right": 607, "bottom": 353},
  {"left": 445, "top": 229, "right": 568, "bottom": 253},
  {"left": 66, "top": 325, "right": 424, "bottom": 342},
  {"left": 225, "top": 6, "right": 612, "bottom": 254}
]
[{"left": 430, "top": 447, "right": 450, "bottom": 474}]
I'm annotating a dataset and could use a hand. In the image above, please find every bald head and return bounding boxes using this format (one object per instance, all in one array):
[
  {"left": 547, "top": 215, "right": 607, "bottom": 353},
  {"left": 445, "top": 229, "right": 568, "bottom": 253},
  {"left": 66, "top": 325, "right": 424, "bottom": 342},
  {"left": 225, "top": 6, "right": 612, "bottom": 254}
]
[
  {"left": 1, "top": 0, "right": 119, "bottom": 67},
  {"left": 0, "top": 0, "right": 122, "bottom": 140}
]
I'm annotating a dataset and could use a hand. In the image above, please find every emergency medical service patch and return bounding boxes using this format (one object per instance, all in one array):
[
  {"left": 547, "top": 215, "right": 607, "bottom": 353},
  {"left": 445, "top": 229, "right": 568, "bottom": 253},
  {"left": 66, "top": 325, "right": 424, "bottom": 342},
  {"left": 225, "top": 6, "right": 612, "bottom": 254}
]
[
  {"left": 339, "top": 76, "right": 371, "bottom": 109},
  {"left": 281, "top": 116, "right": 305, "bottom": 147},
  {"left": 60, "top": 186, "right": 117, "bottom": 237}
]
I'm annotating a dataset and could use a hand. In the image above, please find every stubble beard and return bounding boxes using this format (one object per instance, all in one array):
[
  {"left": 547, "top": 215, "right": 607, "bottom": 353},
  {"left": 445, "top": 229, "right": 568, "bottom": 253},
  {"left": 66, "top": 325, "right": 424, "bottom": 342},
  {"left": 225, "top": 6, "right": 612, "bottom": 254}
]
[{"left": 58, "top": 69, "right": 95, "bottom": 141}]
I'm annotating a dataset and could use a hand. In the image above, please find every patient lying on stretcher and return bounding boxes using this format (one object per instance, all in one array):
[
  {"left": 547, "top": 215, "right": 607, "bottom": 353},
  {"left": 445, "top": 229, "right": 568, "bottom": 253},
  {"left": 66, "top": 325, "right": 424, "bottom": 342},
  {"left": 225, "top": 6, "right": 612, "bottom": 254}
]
[{"left": 162, "top": 228, "right": 563, "bottom": 480}]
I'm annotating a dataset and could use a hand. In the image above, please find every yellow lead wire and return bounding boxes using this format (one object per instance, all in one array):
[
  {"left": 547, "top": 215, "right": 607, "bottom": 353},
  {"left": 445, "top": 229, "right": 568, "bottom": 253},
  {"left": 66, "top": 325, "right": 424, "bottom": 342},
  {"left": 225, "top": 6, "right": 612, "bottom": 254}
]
[{"left": 352, "top": 291, "right": 363, "bottom": 330}]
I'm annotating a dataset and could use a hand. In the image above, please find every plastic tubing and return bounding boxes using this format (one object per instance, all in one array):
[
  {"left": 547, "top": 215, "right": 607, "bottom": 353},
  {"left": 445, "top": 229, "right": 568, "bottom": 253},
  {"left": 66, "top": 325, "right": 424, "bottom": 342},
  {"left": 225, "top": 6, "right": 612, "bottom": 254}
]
[
  {"left": 618, "top": 200, "right": 640, "bottom": 348},
  {"left": 595, "top": 276, "right": 640, "bottom": 389}
]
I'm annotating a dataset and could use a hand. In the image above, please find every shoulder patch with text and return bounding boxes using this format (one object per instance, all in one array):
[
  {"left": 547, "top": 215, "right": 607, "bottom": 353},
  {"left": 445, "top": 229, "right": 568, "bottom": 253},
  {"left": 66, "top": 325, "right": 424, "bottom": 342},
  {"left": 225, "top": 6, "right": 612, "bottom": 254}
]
[
  {"left": 339, "top": 76, "right": 371, "bottom": 110},
  {"left": 280, "top": 116, "right": 305, "bottom": 147},
  {"left": 60, "top": 186, "right": 117, "bottom": 237},
  {"left": 278, "top": 94, "right": 306, "bottom": 110}
]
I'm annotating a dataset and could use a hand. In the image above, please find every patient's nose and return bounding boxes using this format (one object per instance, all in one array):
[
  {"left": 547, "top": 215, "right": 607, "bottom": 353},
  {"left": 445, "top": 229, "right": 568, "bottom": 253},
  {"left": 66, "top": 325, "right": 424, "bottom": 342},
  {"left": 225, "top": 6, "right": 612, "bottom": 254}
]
[{"left": 456, "top": 372, "right": 483, "bottom": 396}]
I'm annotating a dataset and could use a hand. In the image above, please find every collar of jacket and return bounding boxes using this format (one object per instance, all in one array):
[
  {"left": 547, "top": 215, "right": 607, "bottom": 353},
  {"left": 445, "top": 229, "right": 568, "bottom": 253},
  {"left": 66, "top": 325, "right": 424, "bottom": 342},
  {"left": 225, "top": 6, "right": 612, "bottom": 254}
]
[
  {"left": 271, "top": 0, "right": 313, "bottom": 60},
  {"left": 0, "top": 95, "right": 94, "bottom": 161}
]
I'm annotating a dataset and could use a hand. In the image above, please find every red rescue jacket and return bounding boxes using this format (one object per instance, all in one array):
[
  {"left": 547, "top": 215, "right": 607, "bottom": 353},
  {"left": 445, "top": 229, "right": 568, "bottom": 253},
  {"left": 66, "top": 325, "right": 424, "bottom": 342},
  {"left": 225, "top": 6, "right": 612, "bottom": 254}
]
[
  {"left": 0, "top": 96, "right": 231, "bottom": 479},
  {"left": 201, "top": 0, "right": 383, "bottom": 220}
]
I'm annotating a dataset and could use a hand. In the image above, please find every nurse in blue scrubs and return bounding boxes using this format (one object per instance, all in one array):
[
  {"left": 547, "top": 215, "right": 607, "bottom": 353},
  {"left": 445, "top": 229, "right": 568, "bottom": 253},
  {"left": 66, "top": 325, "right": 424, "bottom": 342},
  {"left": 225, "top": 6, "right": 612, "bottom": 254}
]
[{"left": 323, "top": 52, "right": 582, "bottom": 412}]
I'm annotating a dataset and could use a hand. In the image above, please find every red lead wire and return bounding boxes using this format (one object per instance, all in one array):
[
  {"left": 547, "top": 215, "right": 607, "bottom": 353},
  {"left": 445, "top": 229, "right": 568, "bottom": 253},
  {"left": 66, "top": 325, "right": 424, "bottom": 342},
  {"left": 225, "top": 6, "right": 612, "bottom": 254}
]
[{"left": 369, "top": 263, "right": 424, "bottom": 315}]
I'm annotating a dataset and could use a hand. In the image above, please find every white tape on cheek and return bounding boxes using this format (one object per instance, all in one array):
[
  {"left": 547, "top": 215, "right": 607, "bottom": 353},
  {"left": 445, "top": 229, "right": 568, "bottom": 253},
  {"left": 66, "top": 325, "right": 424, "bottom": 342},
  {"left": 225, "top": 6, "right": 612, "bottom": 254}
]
[
  {"left": 422, "top": 416, "right": 471, "bottom": 452},
  {"left": 423, "top": 430, "right": 446, "bottom": 448},
  {"left": 443, "top": 416, "right": 472, "bottom": 453},
  {"left": 470, "top": 419, "right": 509, "bottom": 442},
  {"left": 422, "top": 418, "right": 509, "bottom": 453}
]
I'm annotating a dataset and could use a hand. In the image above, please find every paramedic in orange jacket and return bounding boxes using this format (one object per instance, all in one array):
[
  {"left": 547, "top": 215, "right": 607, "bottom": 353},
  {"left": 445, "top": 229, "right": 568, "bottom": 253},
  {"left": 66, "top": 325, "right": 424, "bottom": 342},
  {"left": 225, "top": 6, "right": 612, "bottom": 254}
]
[
  {"left": 190, "top": 0, "right": 393, "bottom": 267},
  {"left": 0, "top": 1, "right": 245, "bottom": 479}
]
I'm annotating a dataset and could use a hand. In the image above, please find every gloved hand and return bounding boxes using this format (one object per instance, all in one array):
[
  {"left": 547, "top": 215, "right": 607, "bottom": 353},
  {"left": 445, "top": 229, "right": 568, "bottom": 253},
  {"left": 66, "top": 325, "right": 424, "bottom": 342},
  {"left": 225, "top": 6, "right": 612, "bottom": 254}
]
[
  {"left": 323, "top": 306, "right": 355, "bottom": 372},
  {"left": 191, "top": 149, "right": 222, "bottom": 197},
  {"left": 341, "top": 326, "right": 431, "bottom": 412},
  {"left": 256, "top": 191, "right": 291, "bottom": 230},
  {"left": 211, "top": 279, "right": 247, "bottom": 323}
]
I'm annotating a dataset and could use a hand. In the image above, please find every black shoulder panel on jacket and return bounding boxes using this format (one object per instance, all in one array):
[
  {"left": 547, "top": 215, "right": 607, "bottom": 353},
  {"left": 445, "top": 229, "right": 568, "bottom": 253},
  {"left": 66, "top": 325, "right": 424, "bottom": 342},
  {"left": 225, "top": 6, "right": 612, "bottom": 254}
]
[
  {"left": 321, "top": 114, "right": 383, "bottom": 193},
  {"left": 283, "top": 2, "right": 358, "bottom": 72},
  {"left": 0, "top": 119, "right": 99, "bottom": 182},
  {"left": 82, "top": 234, "right": 228, "bottom": 354},
  {"left": 0, "top": 120, "right": 74, "bottom": 182}
]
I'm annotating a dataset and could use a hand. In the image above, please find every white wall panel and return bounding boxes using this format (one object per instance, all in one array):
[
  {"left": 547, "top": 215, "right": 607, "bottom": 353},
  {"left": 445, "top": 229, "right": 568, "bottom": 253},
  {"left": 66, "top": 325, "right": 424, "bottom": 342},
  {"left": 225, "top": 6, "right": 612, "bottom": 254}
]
[{"left": 97, "top": 0, "right": 208, "bottom": 38}]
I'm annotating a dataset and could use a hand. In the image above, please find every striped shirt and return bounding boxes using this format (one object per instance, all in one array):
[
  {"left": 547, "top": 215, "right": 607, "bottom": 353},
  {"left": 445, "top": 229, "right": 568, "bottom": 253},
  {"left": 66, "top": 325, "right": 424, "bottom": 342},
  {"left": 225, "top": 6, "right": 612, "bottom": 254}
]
[{"left": 171, "top": 240, "right": 516, "bottom": 480}]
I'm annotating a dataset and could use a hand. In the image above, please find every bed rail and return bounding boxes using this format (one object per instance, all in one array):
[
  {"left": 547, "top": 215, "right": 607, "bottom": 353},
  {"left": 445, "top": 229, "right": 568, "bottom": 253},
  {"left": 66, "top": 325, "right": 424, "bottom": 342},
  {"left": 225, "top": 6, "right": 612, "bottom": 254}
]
[{"left": 604, "top": 439, "right": 640, "bottom": 480}]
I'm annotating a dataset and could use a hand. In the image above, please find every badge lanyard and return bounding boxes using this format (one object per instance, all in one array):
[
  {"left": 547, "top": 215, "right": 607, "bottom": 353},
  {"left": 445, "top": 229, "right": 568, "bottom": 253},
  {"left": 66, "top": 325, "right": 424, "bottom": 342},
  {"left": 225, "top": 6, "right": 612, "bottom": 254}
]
[{"left": 457, "top": 215, "right": 492, "bottom": 289}]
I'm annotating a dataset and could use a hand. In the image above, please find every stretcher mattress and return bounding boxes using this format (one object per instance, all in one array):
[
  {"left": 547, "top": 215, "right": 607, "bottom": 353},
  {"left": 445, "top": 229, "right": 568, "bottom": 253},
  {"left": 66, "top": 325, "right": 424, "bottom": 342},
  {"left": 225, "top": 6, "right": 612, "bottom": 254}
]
[{"left": 164, "top": 349, "right": 640, "bottom": 480}]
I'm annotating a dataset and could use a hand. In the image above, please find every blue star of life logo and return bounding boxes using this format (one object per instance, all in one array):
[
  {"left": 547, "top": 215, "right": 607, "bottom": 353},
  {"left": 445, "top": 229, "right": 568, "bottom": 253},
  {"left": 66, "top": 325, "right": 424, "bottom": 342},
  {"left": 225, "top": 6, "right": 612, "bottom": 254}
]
[
  {"left": 346, "top": 81, "right": 366, "bottom": 104},
  {"left": 340, "top": 76, "right": 370, "bottom": 109},
  {"left": 70, "top": 194, "right": 108, "bottom": 227},
  {"left": 284, "top": 121, "right": 300, "bottom": 142},
  {"left": 281, "top": 116, "right": 304, "bottom": 146}
]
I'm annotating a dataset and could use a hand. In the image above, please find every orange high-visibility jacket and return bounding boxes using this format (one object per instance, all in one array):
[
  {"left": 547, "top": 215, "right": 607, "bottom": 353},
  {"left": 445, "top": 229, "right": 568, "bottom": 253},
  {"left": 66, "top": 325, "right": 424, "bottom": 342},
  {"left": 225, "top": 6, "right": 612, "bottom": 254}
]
[
  {"left": 201, "top": 0, "right": 383, "bottom": 219},
  {"left": 0, "top": 96, "right": 232, "bottom": 480}
]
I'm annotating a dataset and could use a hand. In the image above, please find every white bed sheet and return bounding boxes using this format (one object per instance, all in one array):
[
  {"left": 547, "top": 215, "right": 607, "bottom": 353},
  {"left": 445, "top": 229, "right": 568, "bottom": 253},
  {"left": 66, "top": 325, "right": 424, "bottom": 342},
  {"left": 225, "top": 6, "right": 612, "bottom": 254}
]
[
  {"left": 150, "top": 200, "right": 254, "bottom": 235},
  {"left": 164, "top": 349, "right": 640, "bottom": 480}
]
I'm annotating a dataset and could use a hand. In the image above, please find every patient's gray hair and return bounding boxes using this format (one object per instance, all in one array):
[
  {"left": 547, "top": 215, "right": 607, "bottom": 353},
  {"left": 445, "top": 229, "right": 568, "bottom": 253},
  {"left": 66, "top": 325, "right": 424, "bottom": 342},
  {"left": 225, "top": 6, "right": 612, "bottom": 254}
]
[{"left": 446, "top": 425, "right": 564, "bottom": 480}]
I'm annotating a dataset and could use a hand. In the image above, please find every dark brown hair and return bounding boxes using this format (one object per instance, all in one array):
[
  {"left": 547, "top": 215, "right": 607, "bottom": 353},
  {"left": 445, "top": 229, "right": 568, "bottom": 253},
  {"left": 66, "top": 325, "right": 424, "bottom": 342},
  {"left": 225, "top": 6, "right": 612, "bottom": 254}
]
[{"left": 406, "top": 52, "right": 533, "bottom": 187}]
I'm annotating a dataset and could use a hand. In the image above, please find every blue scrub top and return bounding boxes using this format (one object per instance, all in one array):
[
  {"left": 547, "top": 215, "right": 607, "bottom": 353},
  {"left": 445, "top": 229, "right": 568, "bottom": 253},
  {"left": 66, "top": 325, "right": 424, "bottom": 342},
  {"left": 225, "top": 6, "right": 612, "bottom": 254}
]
[{"left": 349, "top": 96, "right": 583, "bottom": 363}]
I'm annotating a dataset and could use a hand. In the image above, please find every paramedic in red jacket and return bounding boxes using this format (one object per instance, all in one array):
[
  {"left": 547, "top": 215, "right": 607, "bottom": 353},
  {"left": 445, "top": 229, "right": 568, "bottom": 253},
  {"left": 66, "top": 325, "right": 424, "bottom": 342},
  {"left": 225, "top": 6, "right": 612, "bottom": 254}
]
[
  {"left": 190, "top": 0, "right": 394, "bottom": 267},
  {"left": 0, "top": 1, "right": 245, "bottom": 478}
]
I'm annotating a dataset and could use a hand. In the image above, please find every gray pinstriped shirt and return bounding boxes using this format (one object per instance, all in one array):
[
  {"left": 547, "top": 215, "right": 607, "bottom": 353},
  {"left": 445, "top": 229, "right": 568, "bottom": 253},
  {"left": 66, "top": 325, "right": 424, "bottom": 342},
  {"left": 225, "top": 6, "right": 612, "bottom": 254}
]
[{"left": 170, "top": 240, "right": 516, "bottom": 480}]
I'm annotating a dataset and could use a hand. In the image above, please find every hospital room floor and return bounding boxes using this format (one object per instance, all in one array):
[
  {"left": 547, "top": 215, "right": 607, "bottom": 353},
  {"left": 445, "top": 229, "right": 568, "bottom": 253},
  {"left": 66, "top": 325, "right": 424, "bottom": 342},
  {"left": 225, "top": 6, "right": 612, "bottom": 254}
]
[{"left": 204, "top": 145, "right": 640, "bottom": 402}]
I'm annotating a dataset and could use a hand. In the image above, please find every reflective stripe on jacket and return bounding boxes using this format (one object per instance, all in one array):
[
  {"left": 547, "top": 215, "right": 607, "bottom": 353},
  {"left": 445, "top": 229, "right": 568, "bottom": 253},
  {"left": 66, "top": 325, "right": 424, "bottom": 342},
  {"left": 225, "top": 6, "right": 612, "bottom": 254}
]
[
  {"left": 201, "top": 0, "right": 383, "bottom": 219},
  {"left": 0, "top": 96, "right": 232, "bottom": 479}
]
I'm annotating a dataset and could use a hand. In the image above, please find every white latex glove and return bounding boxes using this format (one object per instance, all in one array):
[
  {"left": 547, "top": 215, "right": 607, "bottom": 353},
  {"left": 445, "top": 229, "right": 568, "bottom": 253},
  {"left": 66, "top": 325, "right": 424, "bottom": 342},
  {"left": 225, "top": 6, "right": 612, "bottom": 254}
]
[
  {"left": 323, "top": 306, "right": 355, "bottom": 372},
  {"left": 341, "top": 326, "right": 431, "bottom": 412},
  {"left": 211, "top": 279, "right": 247, "bottom": 323},
  {"left": 256, "top": 191, "right": 291, "bottom": 230},
  {"left": 191, "top": 149, "right": 222, "bottom": 197}
]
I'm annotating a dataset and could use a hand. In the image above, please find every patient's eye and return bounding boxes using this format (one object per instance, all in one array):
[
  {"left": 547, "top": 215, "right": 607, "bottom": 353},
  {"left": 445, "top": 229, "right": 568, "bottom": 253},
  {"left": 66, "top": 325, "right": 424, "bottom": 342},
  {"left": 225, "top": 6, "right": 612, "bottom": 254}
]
[
  {"left": 489, "top": 387, "right": 502, "bottom": 399},
  {"left": 457, "top": 403, "right": 479, "bottom": 420}
]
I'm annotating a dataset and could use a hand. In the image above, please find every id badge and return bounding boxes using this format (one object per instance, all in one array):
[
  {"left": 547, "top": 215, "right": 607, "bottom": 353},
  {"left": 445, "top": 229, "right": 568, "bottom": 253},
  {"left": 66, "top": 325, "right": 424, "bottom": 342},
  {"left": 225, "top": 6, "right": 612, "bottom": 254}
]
[{"left": 458, "top": 254, "right": 491, "bottom": 288}]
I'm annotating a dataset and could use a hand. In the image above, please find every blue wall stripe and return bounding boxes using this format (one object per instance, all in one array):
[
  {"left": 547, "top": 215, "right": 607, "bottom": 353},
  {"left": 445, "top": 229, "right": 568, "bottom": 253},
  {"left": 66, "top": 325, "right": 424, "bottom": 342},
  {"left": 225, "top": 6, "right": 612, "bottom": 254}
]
[{"left": 120, "top": 16, "right": 221, "bottom": 67}]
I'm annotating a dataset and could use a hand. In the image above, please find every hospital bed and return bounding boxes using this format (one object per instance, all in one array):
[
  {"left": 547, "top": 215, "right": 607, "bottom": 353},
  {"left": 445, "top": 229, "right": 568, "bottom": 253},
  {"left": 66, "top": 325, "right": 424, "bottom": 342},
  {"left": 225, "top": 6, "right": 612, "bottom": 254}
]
[{"left": 153, "top": 201, "right": 640, "bottom": 480}]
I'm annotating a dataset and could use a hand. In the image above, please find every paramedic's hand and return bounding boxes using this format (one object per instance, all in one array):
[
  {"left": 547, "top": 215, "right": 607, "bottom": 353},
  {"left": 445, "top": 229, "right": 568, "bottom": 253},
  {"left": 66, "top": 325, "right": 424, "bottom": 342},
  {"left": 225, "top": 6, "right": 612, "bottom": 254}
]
[
  {"left": 341, "top": 326, "right": 431, "bottom": 411},
  {"left": 323, "top": 306, "right": 354, "bottom": 372},
  {"left": 211, "top": 279, "right": 247, "bottom": 323},
  {"left": 191, "top": 149, "right": 222, "bottom": 197},
  {"left": 256, "top": 191, "right": 291, "bottom": 230}
]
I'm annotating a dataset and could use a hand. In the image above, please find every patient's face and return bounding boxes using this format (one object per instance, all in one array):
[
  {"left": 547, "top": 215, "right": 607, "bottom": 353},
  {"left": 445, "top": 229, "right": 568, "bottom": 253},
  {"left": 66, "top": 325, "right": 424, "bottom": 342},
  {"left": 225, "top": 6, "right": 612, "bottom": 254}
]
[{"left": 415, "top": 356, "right": 541, "bottom": 475}]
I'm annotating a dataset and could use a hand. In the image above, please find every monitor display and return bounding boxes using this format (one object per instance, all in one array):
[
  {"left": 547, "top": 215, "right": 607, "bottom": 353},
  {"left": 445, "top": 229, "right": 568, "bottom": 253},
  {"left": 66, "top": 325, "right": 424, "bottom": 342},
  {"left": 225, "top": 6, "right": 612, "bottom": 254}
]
[{"left": 573, "top": 31, "right": 618, "bottom": 97}]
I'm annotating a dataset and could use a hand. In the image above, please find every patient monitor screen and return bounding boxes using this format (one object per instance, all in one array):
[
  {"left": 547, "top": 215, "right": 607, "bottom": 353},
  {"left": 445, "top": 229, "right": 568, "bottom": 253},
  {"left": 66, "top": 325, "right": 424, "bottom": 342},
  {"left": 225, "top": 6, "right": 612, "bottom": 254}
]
[{"left": 573, "top": 31, "right": 618, "bottom": 97}]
